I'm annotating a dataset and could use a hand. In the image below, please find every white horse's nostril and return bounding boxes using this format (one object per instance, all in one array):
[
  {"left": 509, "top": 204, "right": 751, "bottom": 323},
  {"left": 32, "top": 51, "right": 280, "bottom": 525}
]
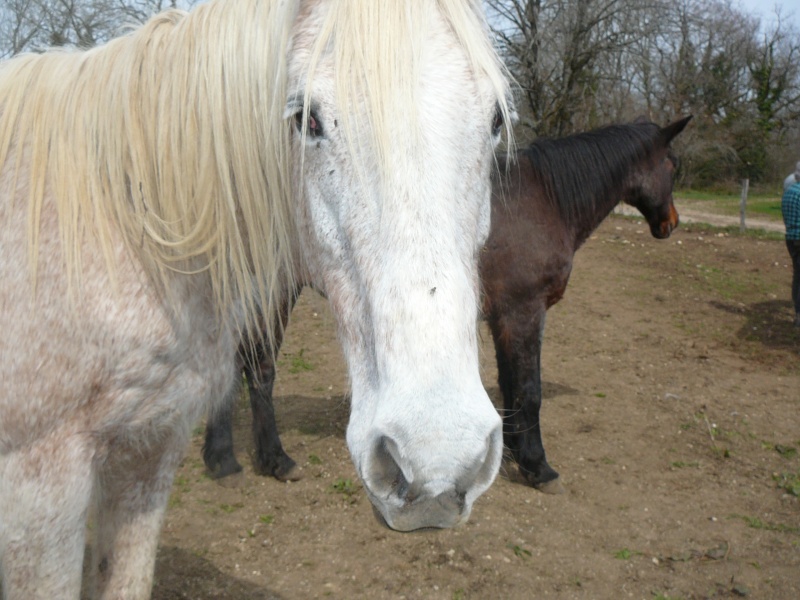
[{"left": 368, "top": 435, "right": 413, "bottom": 500}]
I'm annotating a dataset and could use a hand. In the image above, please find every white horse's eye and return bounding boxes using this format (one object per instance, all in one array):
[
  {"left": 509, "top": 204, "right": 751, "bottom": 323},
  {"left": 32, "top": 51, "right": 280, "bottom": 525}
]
[
  {"left": 294, "top": 109, "right": 324, "bottom": 138},
  {"left": 491, "top": 103, "right": 503, "bottom": 137}
]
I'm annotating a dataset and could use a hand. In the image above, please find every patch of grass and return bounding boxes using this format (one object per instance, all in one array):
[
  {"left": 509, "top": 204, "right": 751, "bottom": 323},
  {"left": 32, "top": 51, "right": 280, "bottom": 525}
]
[
  {"left": 694, "top": 263, "right": 760, "bottom": 300},
  {"left": 653, "top": 593, "right": 684, "bottom": 600},
  {"left": 677, "top": 189, "right": 782, "bottom": 219},
  {"left": 711, "top": 446, "right": 731, "bottom": 459},
  {"left": 288, "top": 348, "right": 314, "bottom": 374},
  {"left": 308, "top": 454, "right": 323, "bottom": 465},
  {"left": 174, "top": 475, "right": 190, "bottom": 493},
  {"left": 613, "top": 548, "right": 641, "bottom": 560},
  {"left": 330, "top": 478, "right": 358, "bottom": 497},
  {"left": 259, "top": 514, "right": 275, "bottom": 525},
  {"left": 507, "top": 543, "right": 532, "bottom": 559},
  {"left": 452, "top": 590, "right": 466, "bottom": 600},
  {"left": 219, "top": 502, "right": 243, "bottom": 514},
  {"left": 594, "top": 392, "right": 607, "bottom": 398},
  {"left": 773, "top": 471, "right": 800, "bottom": 497},
  {"left": 775, "top": 444, "right": 798, "bottom": 458},
  {"left": 670, "top": 460, "right": 700, "bottom": 469},
  {"left": 730, "top": 514, "right": 800, "bottom": 534},
  {"left": 678, "top": 220, "right": 784, "bottom": 241}
]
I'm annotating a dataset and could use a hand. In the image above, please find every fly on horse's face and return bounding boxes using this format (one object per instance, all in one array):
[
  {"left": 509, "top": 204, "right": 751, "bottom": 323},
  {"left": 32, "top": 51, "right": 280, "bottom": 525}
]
[{"left": 286, "top": 0, "right": 512, "bottom": 531}]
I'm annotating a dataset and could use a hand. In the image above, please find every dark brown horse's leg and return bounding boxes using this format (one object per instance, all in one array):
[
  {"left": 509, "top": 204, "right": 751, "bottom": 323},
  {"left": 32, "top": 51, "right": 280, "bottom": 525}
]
[
  {"left": 247, "top": 287, "right": 302, "bottom": 481},
  {"left": 490, "top": 307, "right": 563, "bottom": 493},
  {"left": 203, "top": 288, "right": 301, "bottom": 481},
  {"left": 245, "top": 346, "right": 297, "bottom": 480},
  {"left": 203, "top": 379, "right": 245, "bottom": 478}
]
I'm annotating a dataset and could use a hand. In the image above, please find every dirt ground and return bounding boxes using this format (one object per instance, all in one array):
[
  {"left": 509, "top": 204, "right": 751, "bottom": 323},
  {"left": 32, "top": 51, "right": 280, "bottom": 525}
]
[{"left": 151, "top": 213, "right": 799, "bottom": 600}]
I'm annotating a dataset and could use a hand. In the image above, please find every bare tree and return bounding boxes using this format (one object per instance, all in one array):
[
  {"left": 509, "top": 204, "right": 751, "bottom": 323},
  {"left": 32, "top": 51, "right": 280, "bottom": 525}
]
[
  {"left": 0, "top": 0, "right": 196, "bottom": 56},
  {"left": 487, "top": 0, "right": 661, "bottom": 139}
]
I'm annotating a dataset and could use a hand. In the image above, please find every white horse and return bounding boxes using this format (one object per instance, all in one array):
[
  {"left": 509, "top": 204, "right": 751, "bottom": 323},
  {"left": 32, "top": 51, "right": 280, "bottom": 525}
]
[{"left": 0, "top": 1, "right": 514, "bottom": 597}]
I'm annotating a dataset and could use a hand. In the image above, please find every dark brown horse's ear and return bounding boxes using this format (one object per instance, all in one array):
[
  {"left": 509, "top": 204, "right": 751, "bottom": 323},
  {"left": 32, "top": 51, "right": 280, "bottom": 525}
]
[{"left": 660, "top": 115, "right": 693, "bottom": 142}]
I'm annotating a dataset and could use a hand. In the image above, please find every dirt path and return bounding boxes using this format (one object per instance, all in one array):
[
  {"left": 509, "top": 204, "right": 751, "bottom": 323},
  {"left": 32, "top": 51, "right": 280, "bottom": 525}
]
[
  {"left": 148, "top": 215, "right": 799, "bottom": 600},
  {"left": 617, "top": 202, "right": 785, "bottom": 233}
]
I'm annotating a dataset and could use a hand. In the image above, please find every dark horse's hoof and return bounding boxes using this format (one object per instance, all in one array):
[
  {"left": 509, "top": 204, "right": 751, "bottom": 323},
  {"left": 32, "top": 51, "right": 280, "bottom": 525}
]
[
  {"left": 204, "top": 454, "right": 244, "bottom": 480},
  {"left": 519, "top": 462, "right": 564, "bottom": 494},
  {"left": 273, "top": 463, "right": 302, "bottom": 482},
  {"left": 254, "top": 452, "right": 301, "bottom": 482},
  {"left": 532, "top": 477, "right": 565, "bottom": 495}
]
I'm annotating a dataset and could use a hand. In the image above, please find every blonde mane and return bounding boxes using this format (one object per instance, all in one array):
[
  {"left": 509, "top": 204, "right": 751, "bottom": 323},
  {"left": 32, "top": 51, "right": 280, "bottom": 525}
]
[
  {"left": 0, "top": 0, "right": 298, "bottom": 338},
  {"left": 299, "top": 0, "right": 515, "bottom": 190}
]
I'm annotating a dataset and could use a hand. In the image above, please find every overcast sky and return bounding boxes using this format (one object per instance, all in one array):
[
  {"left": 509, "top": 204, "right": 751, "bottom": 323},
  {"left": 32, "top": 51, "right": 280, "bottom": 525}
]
[{"left": 736, "top": 0, "right": 800, "bottom": 28}]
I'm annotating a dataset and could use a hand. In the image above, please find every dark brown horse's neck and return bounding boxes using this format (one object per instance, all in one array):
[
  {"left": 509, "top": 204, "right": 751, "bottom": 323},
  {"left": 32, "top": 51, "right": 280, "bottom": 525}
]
[{"left": 571, "top": 188, "right": 630, "bottom": 251}]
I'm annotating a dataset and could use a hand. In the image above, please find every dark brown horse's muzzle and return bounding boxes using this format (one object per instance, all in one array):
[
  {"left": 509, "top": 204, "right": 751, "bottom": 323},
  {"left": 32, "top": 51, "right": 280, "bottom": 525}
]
[{"left": 654, "top": 203, "right": 679, "bottom": 238}]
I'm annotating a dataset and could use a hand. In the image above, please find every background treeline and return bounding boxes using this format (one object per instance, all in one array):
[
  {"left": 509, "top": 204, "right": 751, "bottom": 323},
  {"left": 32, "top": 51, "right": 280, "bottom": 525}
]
[
  {"left": 2, "top": 0, "right": 798, "bottom": 190},
  {"left": 489, "top": 0, "right": 800, "bottom": 191}
]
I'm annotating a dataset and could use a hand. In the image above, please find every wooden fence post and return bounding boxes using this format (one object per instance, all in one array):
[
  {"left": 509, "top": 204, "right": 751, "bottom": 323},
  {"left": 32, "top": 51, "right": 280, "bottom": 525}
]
[{"left": 740, "top": 179, "right": 749, "bottom": 232}]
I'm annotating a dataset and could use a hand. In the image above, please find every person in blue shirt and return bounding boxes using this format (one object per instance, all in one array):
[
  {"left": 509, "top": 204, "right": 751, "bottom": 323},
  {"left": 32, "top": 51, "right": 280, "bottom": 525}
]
[
  {"left": 782, "top": 178, "right": 800, "bottom": 326},
  {"left": 783, "top": 162, "right": 800, "bottom": 191}
]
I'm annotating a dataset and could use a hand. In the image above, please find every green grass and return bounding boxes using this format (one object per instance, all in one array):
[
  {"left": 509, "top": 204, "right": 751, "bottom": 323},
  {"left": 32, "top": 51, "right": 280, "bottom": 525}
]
[
  {"left": 692, "top": 263, "right": 758, "bottom": 300},
  {"left": 507, "top": 543, "right": 532, "bottom": 559},
  {"left": 670, "top": 460, "right": 700, "bottom": 469},
  {"left": 773, "top": 471, "right": 800, "bottom": 497},
  {"left": 730, "top": 514, "right": 800, "bottom": 534},
  {"left": 774, "top": 444, "right": 798, "bottom": 458},
  {"left": 677, "top": 220, "right": 784, "bottom": 240},
  {"left": 677, "top": 188, "right": 782, "bottom": 218},
  {"left": 330, "top": 478, "right": 358, "bottom": 497},
  {"left": 653, "top": 593, "right": 684, "bottom": 600},
  {"left": 613, "top": 548, "right": 641, "bottom": 559},
  {"left": 287, "top": 348, "right": 314, "bottom": 374}
]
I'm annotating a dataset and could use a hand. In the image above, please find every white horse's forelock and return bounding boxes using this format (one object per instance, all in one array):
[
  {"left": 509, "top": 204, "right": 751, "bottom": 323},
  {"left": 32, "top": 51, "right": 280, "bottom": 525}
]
[{"left": 295, "top": 0, "right": 515, "bottom": 191}]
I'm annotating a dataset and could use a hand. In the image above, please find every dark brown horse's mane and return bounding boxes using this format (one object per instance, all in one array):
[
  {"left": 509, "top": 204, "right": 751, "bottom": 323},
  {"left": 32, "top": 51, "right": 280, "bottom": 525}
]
[{"left": 516, "top": 121, "right": 664, "bottom": 227}]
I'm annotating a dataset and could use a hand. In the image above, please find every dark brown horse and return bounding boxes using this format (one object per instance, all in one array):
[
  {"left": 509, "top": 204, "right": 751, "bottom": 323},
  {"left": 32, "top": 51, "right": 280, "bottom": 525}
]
[
  {"left": 483, "top": 116, "right": 690, "bottom": 491},
  {"left": 203, "top": 116, "right": 692, "bottom": 490}
]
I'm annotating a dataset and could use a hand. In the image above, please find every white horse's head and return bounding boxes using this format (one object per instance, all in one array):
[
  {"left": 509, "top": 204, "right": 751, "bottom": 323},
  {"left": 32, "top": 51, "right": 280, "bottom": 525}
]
[{"left": 286, "top": 1, "right": 514, "bottom": 531}]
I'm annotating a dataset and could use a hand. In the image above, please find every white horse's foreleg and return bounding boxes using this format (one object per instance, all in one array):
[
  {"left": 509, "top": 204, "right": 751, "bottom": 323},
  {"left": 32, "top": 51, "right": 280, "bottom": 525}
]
[
  {"left": 0, "top": 433, "right": 94, "bottom": 600},
  {"left": 89, "top": 433, "right": 187, "bottom": 600}
]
